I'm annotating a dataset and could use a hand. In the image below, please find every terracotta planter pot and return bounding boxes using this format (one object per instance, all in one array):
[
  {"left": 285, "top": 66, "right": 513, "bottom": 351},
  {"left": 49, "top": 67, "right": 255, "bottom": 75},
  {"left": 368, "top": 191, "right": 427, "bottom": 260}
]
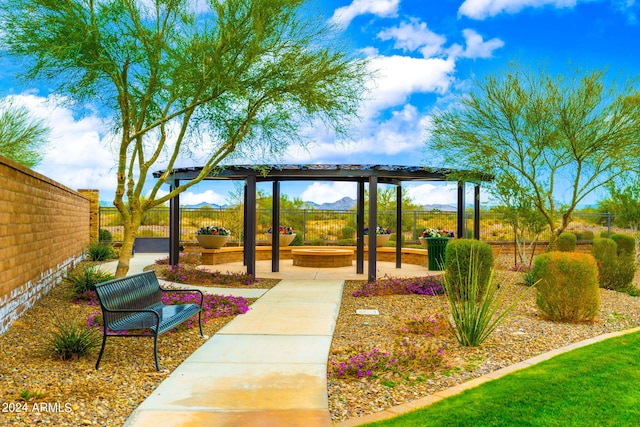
[
  {"left": 196, "top": 234, "right": 230, "bottom": 249},
  {"left": 265, "top": 233, "right": 296, "bottom": 247},
  {"left": 364, "top": 233, "right": 391, "bottom": 247}
]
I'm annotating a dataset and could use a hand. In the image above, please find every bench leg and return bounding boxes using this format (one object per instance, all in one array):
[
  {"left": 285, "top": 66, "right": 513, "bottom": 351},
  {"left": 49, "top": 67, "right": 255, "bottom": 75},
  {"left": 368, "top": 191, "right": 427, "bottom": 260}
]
[
  {"left": 95, "top": 333, "right": 108, "bottom": 370},
  {"left": 153, "top": 332, "right": 160, "bottom": 371},
  {"left": 198, "top": 311, "right": 203, "bottom": 337}
]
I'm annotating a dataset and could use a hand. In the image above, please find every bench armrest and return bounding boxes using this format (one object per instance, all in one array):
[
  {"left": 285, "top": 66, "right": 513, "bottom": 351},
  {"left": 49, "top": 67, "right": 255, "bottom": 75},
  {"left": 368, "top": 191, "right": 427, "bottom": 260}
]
[{"left": 160, "top": 288, "right": 205, "bottom": 310}]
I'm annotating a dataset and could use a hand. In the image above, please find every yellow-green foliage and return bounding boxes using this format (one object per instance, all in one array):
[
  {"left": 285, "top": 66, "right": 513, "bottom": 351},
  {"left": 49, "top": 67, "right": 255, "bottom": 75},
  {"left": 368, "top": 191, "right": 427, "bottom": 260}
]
[
  {"left": 593, "top": 237, "right": 636, "bottom": 291},
  {"left": 611, "top": 233, "right": 635, "bottom": 256},
  {"left": 557, "top": 232, "right": 577, "bottom": 252},
  {"left": 532, "top": 252, "right": 600, "bottom": 322}
]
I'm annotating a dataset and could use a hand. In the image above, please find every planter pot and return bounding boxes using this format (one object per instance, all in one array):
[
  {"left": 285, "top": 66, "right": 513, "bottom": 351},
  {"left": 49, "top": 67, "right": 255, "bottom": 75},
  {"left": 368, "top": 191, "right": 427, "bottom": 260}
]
[
  {"left": 196, "top": 234, "right": 230, "bottom": 249},
  {"left": 426, "top": 237, "right": 450, "bottom": 270},
  {"left": 265, "top": 233, "right": 296, "bottom": 247},
  {"left": 364, "top": 233, "right": 391, "bottom": 247}
]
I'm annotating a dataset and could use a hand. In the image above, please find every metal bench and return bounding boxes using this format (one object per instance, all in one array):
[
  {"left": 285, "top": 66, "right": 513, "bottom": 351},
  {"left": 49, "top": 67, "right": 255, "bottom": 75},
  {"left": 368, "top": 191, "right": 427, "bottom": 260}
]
[{"left": 94, "top": 271, "right": 203, "bottom": 371}]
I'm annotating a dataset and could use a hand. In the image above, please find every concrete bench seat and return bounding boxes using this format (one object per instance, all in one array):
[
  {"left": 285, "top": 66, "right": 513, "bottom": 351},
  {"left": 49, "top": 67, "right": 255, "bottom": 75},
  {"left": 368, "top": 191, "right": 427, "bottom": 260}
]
[{"left": 291, "top": 248, "right": 354, "bottom": 268}]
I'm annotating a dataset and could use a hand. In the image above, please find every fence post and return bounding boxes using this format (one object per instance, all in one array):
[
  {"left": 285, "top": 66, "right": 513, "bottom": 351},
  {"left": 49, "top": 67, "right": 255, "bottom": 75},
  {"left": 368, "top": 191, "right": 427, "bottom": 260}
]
[
  {"left": 607, "top": 212, "right": 611, "bottom": 238},
  {"left": 303, "top": 209, "right": 307, "bottom": 242}
]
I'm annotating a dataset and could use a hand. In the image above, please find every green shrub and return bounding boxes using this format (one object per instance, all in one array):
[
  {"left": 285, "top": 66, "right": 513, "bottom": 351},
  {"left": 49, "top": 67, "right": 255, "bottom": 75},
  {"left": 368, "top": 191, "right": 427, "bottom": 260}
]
[
  {"left": 611, "top": 233, "right": 635, "bottom": 256},
  {"left": 86, "top": 242, "right": 116, "bottom": 261},
  {"left": 48, "top": 314, "right": 101, "bottom": 361},
  {"left": 445, "top": 239, "right": 494, "bottom": 300},
  {"left": 309, "top": 238, "right": 326, "bottom": 246},
  {"left": 592, "top": 238, "right": 636, "bottom": 291},
  {"left": 579, "top": 230, "right": 595, "bottom": 241},
  {"left": 98, "top": 228, "right": 112, "bottom": 242},
  {"left": 340, "top": 226, "right": 355, "bottom": 239},
  {"left": 600, "top": 230, "right": 610, "bottom": 238},
  {"left": 65, "top": 265, "right": 114, "bottom": 295},
  {"left": 290, "top": 233, "right": 304, "bottom": 246},
  {"left": 337, "top": 239, "right": 357, "bottom": 246},
  {"left": 532, "top": 252, "right": 600, "bottom": 322},
  {"left": 557, "top": 232, "right": 577, "bottom": 252}
]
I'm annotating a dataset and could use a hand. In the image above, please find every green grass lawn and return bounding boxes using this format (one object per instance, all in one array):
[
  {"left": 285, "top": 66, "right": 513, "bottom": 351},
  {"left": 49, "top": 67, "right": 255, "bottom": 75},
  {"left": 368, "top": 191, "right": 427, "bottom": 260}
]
[{"left": 367, "top": 330, "right": 640, "bottom": 427}]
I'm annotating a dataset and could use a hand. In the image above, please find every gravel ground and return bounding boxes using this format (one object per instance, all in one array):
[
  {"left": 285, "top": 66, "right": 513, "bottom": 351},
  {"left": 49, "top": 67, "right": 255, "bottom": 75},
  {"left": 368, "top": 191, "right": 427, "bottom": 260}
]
[
  {"left": 328, "top": 270, "right": 640, "bottom": 421},
  {"left": 1, "top": 262, "right": 639, "bottom": 425}
]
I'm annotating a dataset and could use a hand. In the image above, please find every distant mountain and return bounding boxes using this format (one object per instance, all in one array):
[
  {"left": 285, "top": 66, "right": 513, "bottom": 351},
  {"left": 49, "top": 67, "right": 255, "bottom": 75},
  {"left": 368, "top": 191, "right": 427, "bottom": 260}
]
[
  {"left": 422, "top": 204, "right": 457, "bottom": 212},
  {"left": 303, "top": 196, "right": 357, "bottom": 210},
  {"left": 183, "top": 202, "right": 226, "bottom": 209}
]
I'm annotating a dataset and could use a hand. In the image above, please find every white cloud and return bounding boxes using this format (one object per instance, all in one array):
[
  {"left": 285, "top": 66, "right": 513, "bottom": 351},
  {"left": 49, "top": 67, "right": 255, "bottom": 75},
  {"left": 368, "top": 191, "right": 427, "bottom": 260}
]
[
  {"left": 8, "top": 94, "right": 118, "bottom": 199},
  {"left": 300, "top": 181, "right": 357, "bottom": 204},
  {"left": 329, "top": 0, "right": 400, "bottom": 29},
  {"left": 176, "top": 189, "right": 227, "bottom": 206},
  {"left": 459, "top": 0, "right": 577, "bottom": 19},
  {"left": 405, "top": 182, "right": 472, "bottom": 206},
  {"left": 376, "top": 19, "right": 447, "bottom": 58},
  {"left": 365, "top": 54, "right": 456, "bottom": 113},
  {"left": 448, "top": 29, "right": 505, "bottom": 59}
]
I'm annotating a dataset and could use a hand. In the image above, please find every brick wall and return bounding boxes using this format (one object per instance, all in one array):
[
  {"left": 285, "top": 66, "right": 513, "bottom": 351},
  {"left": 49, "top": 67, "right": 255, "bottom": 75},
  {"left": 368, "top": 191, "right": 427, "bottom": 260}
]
[{"left": 0, "top": 155, "right": 91, "bottom": 334}]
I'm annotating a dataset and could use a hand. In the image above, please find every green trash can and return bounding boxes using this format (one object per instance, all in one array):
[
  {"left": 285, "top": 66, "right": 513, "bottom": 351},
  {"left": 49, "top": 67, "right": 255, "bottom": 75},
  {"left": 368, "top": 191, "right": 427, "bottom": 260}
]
[{"left": 427, "top": 237, "right": 450, "bottom": 270}]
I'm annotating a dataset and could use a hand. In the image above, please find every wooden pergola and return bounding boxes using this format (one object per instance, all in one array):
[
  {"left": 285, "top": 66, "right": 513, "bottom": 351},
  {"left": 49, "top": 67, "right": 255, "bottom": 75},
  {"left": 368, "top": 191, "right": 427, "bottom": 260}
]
[{"left": 153, "top": 164, "right": 492, "bottom": 281}]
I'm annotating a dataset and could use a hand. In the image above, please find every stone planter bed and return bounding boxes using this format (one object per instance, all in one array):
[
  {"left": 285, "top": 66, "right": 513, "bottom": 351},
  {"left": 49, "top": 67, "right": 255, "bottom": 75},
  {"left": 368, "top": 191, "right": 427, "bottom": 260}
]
[{"left": 291, "top": 248, "right": 354, "bottom": 268}]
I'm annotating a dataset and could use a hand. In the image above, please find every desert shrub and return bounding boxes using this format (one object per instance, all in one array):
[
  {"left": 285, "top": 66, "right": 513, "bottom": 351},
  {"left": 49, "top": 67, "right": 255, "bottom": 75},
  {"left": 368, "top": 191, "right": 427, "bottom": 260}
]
[
  {"left": 309, "top": 238, "right": 326, "bottom": 246},
  {"left": 340, "top": 226, "right": 356, "bottom": 239},
  {"left": 290, "top": 233, "right": 304, "bottom": 246},
  {"left": 600, "top": 230, "right": 610, "bottom": 238},
  {"left": 65, "top": 266, "right": 114, "bottom": 295},
  {"left": 86, "top": 241, "right": 116, "bottom": 261},
  {"left": 557, "top": 232, "right": 577, "bottom": 252},
  {"left": 48, "top": 314, "right": 101, "bottom": 360},
  {"left": 444, "top": 239, "right": 494, "bottom": 300},
  {"left": 98, "top": 228, "right": 112, "bottom": 242},
  {"left": 592, "top": 238, "right": 636, "bottom": 291},
  {"left": 403, "top": 312, "right": 450, "bottom": 337},
  {"left": 611, "top": 233, "right": 635, "bottom": 256},
  {"left": 532, "top": 252, "right": 600, "bottom": 322},
  {"left": 578, "top": 230, "right": 594, "bottom": 241},
  {"left": 337, "top": 238, "right": 357, "bottom": 246},
  {"left": 441, "top": 247, "right": 529, "bottom": 346}
]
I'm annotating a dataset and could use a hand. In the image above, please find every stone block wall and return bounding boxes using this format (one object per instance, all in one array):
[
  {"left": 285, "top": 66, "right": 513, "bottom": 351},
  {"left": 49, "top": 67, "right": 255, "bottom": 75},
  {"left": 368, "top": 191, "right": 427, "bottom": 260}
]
[{"left": 0, "top": 155, "right": 91, "bottom": 334}]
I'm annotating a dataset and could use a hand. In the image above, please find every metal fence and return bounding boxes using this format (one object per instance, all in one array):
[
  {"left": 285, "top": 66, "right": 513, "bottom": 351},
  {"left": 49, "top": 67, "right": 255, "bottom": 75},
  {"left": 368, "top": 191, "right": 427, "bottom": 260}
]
[{"left": 99, "top": 207, "right": 618, "bottom": 244}]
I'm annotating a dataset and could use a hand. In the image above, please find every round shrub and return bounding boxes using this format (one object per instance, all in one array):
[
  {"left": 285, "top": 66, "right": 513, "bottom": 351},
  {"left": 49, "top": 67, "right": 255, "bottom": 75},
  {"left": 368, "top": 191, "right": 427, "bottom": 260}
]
[
  {"left": 611, "top": 233, "right": 635, "bottom": 256},
  {"left": 591, "top": 238, "right": 618, "bottom": 290},
  {"left": 340, "top": 226, "right": 355, "bottom": 239},
  {"left": 579, "top": 230, "right": 595, "bottom": 241},
  {"left": 600, "top": 230, "right": 610, "bottom": 238},
  {"left": 444, "top": 239, "right": 494, "bottom": 300},
  {"left": 557, "top": 232, "right": 577, "bottom": 252},
  {"left": 99, "top": 228, "right": 112, "bottom": 242},
  {"left": 532, "top": 252, "right": 600, "bottom": 322}
]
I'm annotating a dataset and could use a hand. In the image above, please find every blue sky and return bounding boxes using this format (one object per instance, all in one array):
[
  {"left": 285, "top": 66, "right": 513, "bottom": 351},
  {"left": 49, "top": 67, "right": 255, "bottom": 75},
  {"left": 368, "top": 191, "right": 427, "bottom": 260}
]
[{"left": 3, "top": 0, "right": 640, "bottom": 206}]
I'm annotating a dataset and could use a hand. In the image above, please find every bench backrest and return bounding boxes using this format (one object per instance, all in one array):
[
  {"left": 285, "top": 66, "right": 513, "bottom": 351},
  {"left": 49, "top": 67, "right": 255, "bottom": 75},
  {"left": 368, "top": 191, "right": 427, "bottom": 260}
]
[{"left": 95, "top": 271, "right": 163, "bottom": 324}]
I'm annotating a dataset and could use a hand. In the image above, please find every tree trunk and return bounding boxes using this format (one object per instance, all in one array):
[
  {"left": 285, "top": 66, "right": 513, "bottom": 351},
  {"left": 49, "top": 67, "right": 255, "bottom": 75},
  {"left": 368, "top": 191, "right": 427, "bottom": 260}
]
[{"left": 114, "top": 212, "right": 143, "bottom": 278}]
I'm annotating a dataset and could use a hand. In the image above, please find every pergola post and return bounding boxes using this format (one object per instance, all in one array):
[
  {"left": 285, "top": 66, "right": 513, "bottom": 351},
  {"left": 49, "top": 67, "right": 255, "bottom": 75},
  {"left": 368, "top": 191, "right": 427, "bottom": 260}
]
[
  {"left": 368, "top": 176, "right": 378, "bottom": 282},
  {"left": 271, "top": 180, "right": 280, "bottom": 272},
  {"left": 169, "top": 179, "right": 180, "bottom": 266},
  {"left": 356, "top": 181, "right": 365, "bottom": 274},
  {"left": 245, "top": 175, "right": 257, "bottom": 276},
  {"left": 457, "top": 181, "right": 466, "bottom": 239},
  {"left": 395, "top": 184, "right": 402, "bottom": 268},
  {"left": 474, "top": 184, "right": 481, "bottom": 240}
]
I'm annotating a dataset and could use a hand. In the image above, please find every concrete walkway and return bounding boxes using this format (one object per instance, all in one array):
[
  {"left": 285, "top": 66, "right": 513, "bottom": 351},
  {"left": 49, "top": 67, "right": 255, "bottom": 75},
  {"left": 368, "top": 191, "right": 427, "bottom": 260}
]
[{"left": 119, "top": 270, "right": 343, "bottom": 427}]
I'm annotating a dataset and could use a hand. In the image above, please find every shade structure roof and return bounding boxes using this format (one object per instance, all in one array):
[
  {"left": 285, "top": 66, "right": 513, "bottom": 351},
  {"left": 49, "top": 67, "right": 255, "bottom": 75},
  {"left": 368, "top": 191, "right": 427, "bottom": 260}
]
[
  {"left": 153, "top": 163, "right": 493, "bottom": 183},
  {"left": 156, "top": 164, "right": 492, "bottom": 281}
]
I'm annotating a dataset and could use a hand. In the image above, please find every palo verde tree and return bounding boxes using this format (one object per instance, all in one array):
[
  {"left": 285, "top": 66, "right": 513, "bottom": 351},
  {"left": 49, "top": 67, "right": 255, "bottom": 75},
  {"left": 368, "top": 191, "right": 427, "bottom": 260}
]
[
  {"left": 427, "top": 64, "right": 640, "bottom": 248},
  {"left": 0, "top": 97, "right": 50, "bottom": 167},
  {"left": 0, "top": 0, "right": 368, "bottom": 276}
]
